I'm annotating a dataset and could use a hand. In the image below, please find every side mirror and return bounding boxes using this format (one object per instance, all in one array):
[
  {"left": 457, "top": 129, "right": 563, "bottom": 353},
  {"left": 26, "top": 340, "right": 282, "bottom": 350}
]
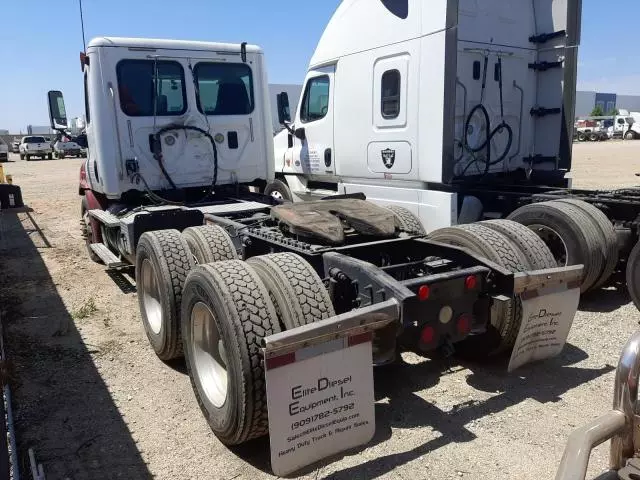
[
  {"left": 277, "top": 92, "right": 291, "bottom": 124},
  {"left": 47, "top": 90, "right": 68, "bottom": 129},
  {"left": 294, "top": 127, "right": 306, "bottom": 141}
]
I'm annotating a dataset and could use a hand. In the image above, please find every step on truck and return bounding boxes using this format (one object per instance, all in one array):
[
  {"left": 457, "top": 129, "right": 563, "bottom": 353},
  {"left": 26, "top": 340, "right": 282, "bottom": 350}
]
[
  {"left": 270, "top": 0, "right": 640, "bottom": 306},
  {"left": 50, "top": 36, "right": 582, "bottom": 472}
]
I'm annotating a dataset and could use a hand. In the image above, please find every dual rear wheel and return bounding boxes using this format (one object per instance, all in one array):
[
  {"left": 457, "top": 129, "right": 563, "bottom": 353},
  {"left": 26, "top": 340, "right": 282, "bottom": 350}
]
[{"left": 135, "top": 225, "right": 334, "bottom": 445}]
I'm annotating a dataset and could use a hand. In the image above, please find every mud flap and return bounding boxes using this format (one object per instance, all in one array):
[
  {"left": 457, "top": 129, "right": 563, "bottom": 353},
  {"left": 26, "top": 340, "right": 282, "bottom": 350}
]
[
  {"left": 262, "top": 299, "right": 398, "bottom": 476},
  {"left": 508, "top": 265, "right": 583, "bottom": 372}
]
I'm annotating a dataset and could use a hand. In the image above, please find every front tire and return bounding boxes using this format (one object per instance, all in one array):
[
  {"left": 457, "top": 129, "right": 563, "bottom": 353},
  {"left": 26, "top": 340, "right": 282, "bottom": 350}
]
[
  {"left": 80, "top": 197, "right": 101, "bottom": 263},
  {"left": 25, "top": 154, "right": 30, "bottom": 161},
  {"left": 47, "top": 153, "right": 53, "bottom": 160},
  {"left": 181, "top": 261, "right": 280, "bottom": 445},
  {"left": 136, "top": 230, "right": 195, "bottom": 361},
  {"left": 626, "top": 131, "right": 637, "bottom": 140},
  {"left": 264, "top": 178, "right": 293, "bottom": 202}
]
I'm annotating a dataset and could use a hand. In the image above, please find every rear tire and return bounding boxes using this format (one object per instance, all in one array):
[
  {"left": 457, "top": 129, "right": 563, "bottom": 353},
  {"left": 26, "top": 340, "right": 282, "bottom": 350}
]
[
  {"left": 47, "top": 153, "right": 53, "bottom": 160},
  {"left": 25, "top": 154, "right": 30, "bottom": 161},
  {"left": 248, "top": 253, "right": 335, "bottom": 330},
  {"left": 577, "top": 133, "right": 587, "bottom": 142},
  {"left": 554, "top": 199, "right": 618, "bottom": 289},
  {"left": 385, "top": 205, "right": 426, "bottom": 235},
  {"left": 264, "top": 179, "right": 293, "bottom": 202},
  {"left": 181, "top": 225, "right": 238, "bottom": 264},
  {"left": 507, "top": 201, "right": 604, "bottom": 292},
  {"left": 136, "top": 229, "right": 195, "bottom": 361},
  {"left": 428, "top": 223, "right": 527, "bottom": 354},
  {"left": 19, "top": 153, "right": 24, "bottom": 160},
  {"left": 625, "top": 131, "right": 636, "bottom": 140},
  {"left": 181, "top": 261, "right": 280, "bottom": 445},
  {"left": 589, "top": 132, "right": 599, "bottom": 142},
  {"left": 481, "top": 219, "right": 557, "bottom": 270}
]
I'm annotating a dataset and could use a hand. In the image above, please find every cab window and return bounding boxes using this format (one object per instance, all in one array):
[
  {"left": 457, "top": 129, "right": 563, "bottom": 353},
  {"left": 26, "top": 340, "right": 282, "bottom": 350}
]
[
  {"left": 300, "top": 76, "right": 330, "bottom": 123},
  {"left": 194, "top": 62, "right": 254, "bottom": 115},
  {"left": 116, "top": 60, "right": 187, "bottom": 116}
]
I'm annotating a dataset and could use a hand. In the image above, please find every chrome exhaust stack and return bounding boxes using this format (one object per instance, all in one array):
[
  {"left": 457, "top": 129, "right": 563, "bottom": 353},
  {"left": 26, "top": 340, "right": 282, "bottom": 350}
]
[{"left": 555, "top": 330, "right": 640, "bottom": 480}]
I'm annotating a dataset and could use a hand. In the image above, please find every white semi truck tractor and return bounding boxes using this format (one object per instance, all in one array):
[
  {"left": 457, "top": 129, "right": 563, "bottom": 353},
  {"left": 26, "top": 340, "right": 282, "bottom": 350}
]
[
  {"left": 50, "top": 34, "right": 582, "bottom": 471},
  {"left": 269, "top": 0, "right": 640, "bottom": 306}
]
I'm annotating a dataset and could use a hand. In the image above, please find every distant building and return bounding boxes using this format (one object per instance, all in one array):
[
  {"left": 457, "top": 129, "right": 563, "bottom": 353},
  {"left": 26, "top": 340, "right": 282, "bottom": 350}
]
[
  {"left": 26, "top": 125, "right": 54, "bottom": 135},
  {"left": 0, "top": 129, "right": 8, "bottom": 135},
  {"left": 576, "top": 91, "right": 640, "bottom": 117}
]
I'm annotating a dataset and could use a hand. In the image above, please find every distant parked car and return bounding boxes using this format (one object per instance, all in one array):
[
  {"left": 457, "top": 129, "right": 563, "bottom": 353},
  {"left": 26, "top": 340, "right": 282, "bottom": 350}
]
[
  {"left": 0, "top": 138, "right": 8, "bottom": 162},
  {"left": 53, "top": 138, "right": 82, "bottom": 158},
  {"left": 19, "top": 136, "right": 53, "bottom": 160}
]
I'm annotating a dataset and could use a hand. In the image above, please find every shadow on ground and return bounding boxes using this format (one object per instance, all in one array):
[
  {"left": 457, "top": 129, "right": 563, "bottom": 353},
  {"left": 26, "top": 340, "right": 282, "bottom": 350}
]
[
  {"left": 0, "top": 211, "right": 151, "bottom": 479},
  {"left": 236, "top": 338, "right": 613, "bottom": 478},
  {"left": 579, "top": 284, "right": 630, "bottom": 314}
]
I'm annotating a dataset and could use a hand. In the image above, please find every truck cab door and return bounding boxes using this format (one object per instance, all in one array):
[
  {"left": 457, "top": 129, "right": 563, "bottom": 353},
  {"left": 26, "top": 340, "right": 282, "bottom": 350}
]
[{"left": 291, "top": 66, "right": 335, "bottom": 177}]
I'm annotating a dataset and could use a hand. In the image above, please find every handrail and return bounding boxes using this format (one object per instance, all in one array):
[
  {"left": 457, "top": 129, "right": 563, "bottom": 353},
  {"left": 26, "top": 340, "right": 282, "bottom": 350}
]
[{"left": 555, "top": 330, "right": 640, "bottom": 479}]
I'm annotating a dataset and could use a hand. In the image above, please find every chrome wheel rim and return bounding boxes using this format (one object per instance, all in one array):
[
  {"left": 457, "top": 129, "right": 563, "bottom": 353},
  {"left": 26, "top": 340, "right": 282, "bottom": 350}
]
[
  {"left": 191, "top": 302, "right": 228, "bottom": 408},
  {"left": 528, "top": 224, "right": 567, "bottom": 266},
  {"left": 270, "top": 190, "right": 284, "bottom": 200},
  {"left": 140, "top": 258, "right": 163, "bottom": 335}
]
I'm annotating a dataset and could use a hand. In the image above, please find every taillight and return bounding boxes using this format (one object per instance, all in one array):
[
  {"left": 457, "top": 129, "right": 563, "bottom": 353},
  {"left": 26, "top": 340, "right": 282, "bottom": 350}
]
[
  {"left": 457, "top": 313, "right": 472, "bottom": 335},
  {"left": 420, "top": 325, "right": 435, "bottom": 344},
  {"left": 465, "top": 275, "right": 477, "bottom": 290},
  {"left": 418, "top": 285, "right": 430, "bottom": 301}
]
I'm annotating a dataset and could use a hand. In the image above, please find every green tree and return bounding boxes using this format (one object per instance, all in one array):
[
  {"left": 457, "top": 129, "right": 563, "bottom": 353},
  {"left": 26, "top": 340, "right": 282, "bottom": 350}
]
[
  {"left": 591, "top": 105, "right": 605, "bottom": 117},
  {"left": 607, "top": 108, "right": 620, "bottom": 116}
]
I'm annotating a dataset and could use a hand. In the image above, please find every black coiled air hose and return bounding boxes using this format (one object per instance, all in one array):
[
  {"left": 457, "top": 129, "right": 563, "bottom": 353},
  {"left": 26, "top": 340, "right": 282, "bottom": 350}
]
[
  {"left": 459, "top": 104, "right": 513, "bottom": 177},
  {"left": 151, "top": 124, "right": 218, "bottom": 191}
]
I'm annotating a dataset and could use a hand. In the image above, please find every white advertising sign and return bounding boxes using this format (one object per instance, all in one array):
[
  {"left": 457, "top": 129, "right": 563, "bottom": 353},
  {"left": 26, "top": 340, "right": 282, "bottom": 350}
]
[
  {"left": 508, "top": 287, "right": 581, "bottom": 372},
  {"left": 265, "top": 337, "right": 375, "bottom": 476}
]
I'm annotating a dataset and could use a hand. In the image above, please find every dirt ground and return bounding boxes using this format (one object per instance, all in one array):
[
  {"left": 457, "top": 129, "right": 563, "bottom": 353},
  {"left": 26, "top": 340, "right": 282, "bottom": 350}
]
[{"left": 1, "top": 141, "right": 639, "bottom": 480}]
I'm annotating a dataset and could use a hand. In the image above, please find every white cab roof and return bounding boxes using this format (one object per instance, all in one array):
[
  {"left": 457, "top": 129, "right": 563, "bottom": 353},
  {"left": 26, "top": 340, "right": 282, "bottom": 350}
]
[{"left": 88, "top": 37, "right": 262, "bottom": 54}]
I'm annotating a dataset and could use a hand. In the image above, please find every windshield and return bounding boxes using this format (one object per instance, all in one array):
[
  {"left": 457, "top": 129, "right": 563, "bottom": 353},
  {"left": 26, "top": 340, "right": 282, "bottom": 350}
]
[
  {"left": 25, "top": 137, "right": 46, "bottom": 143},
  {"left": 194, "top": 62, "right": 254, "bottom": 115}
]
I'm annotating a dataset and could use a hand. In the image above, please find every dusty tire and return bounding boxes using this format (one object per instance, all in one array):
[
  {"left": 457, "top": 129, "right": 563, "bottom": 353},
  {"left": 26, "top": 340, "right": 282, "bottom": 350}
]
[
  {"left": 429, "top": 223, "right": 527, "bottom": 353},
  {"left": 181, "top": 261, "right": 280, "bottom": 445},
  {"left": 577, "top": 133, "right": 587, "bottom": 142},
  {"left": 588, "top": 132, "right": 599, "bottom": 142},
  {"left": 136, "top": 229, "right": 195, "bottom": 361},
  {"left": 385, "top": 205, "right": 426, "bottom": 235},
  {"left": 19, "top": 153, "right": 24, "bottom": 160},
  {"left": 481, "top": 219, "right": 557, "bottom": 270},
  {"left": 264, "top": 179, "right": 293, "bottom": 202},
  {"left": 25, "top": 154, "right": 30, "bottom": 161},
  {"left": 80, "top": 197, "right": 101, "bottom": 263},
  {"left": 625, "top": 131, "right": 636, "bottom": 140},
  {"left": 182, "top": 225, "right": 238, "bottom": 264},
  {"left": 626, "top": 241, "right": 640, "bottom": 311},
  {"left": 248, "top": 253, "right": 335, "bottom": 330},
  {"left": 554, "top": 199, "right": 618, "bottom": 289},
  {"left": 507, "top": 201, "right": 604, "bottom": 293},
  {"left": 47, "top": 153, "right": 53, "bottom": 160}
]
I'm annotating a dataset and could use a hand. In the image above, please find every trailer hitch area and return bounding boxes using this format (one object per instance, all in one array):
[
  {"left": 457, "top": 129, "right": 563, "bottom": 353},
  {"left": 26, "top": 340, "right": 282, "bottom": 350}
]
[{"left": 555, "top": 330, "right": 640, "bottom": 480}]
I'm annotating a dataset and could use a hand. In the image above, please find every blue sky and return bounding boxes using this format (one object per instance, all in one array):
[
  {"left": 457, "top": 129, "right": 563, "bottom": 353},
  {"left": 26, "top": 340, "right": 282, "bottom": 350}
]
[{"left": 0, "top": 1, "right": 636, "bottom": 132}]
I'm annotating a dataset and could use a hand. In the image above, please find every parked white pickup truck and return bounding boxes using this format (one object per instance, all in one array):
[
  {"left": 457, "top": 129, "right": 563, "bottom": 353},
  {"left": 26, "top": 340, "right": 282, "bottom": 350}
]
[
  {"left": 53, "top": 138, "right": 82, "bottom": 158},
  {"left": 19, "top": 136, "right": 53, "bottom": 160}
]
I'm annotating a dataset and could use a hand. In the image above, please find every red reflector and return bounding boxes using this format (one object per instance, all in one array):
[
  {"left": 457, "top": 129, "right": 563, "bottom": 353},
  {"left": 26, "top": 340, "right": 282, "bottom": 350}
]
[
  {"left": 420, "top": 325, "right": 435, "bottom": 344},
  {"left": 457, "top": 314, "right": 472, "bottom": 335},
  {"left": 465, "top": 275, "right": 477, "bottom": 290},
  {"left": 418, "top": 285, "right": 430, "bottom": 301}
]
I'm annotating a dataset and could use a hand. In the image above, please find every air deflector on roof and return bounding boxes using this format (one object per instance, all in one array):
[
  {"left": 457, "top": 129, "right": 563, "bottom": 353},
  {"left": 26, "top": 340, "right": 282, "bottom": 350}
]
[{"left": 380, "top": 0, "right": 408, "bottom": 19}]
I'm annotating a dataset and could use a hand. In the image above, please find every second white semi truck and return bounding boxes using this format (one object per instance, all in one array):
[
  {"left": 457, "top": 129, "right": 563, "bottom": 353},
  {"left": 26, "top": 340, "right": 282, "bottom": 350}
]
[{"left": 269, "top": 0, "right": 640, "bottom": 306}]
